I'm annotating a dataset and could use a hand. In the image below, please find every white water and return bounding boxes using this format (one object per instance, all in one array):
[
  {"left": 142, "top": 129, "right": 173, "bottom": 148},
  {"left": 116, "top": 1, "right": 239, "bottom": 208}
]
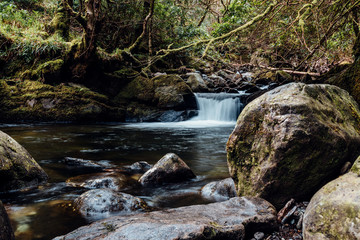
[
  {"left": 122, "top": 92, "right": 244, "bottom": 129},
  {"left": 190, "top": 93, "right": 243, "bottom": 122}
]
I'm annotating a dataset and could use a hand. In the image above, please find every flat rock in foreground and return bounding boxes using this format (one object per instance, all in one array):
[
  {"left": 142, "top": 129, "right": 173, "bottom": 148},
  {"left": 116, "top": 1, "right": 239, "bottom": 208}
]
[{"left": 54, "top": 197, "right": 277, "bottom": 240}]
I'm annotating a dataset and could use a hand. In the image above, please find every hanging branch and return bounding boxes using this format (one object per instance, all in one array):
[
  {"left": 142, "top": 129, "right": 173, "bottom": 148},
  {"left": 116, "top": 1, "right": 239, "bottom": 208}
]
[
  {"left": 144, "top": 0, "right": 279, "bottom": 71},
  {"left": 128, "top": 0, "right": 155, "bottom": 52}
]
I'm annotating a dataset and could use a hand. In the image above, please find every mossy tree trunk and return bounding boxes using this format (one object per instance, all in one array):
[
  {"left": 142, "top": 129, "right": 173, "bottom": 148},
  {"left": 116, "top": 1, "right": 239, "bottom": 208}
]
[
  {"left": 52, "top": 0, "right": 72, "bottom": 41},
  {"left": 65, "top": 0, "right": 103, "bottom": 83}
]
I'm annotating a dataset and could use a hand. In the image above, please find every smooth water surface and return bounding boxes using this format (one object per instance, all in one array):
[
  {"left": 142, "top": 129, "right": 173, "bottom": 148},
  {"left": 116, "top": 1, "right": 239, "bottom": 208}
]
[{"left": 0, "top": 122, "right": 235, "bottom": 239}]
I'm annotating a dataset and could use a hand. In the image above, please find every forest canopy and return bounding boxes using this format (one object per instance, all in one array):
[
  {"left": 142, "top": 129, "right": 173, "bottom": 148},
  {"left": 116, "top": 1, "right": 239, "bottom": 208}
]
[{"left": 0, "top": 0, "right": 359, "bottom": 83}]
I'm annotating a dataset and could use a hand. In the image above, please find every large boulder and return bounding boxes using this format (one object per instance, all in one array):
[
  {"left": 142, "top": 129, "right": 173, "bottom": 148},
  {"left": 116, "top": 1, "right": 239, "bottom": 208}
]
[
  {"left": 0, "top": 131, "right": 48, "bottom": 191},
  {"left": 303, "top": 156, "right": 360, "bottom": 239},
  {"left": 115, "top": 74, "right": 197, "bottom": 110},
  {"left": 54, "top": 197, "right": 278, "bottom": 240},
  {"left": 227, "top": 83, "right": 360, "bottom": 208},
  {"left": 74, "top": 189, "right": 148, "bottom": 221},
  {"left": 0, "top": 200, "right": 14, "bottom": 240},
  {"left": 139, "top": 153, "right": 196, "bottom": 186}
]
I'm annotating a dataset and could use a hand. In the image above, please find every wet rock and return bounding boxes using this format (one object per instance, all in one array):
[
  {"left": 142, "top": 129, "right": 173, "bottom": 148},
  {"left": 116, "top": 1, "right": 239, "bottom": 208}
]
[
  {"left": 201, "top": 178, "right": 236, "bottom": 201},
  {"left": 208, "top": 74, "right": 228, "bottom": 88},
  {"left": 74, "top": 189, "right": 148, "bottom": 221},
  {"left": 0, "top": 131, "right": 48, "bottom": 192},
  {"left": 66, "top": 172, "right": 133, "bottom": 191},
  {"left": 185, "top": 72, "right": 208, "bottom": 92},
  {"left": 227, "top": 83, "right": 360, "bottom": 208},
  {"left": 54, "top": 197, "right": 278, "bottom": 240},
  {"left": 303, "top": 156, "right": 360, "bottom": 240},
  {"left": 158, "top": 110, "right": 188, "bottom": 122},
  {"left": 139, "top": 153, "right": 196, "bottom": 186},
  {"left": 122, "top": 161, "right": 152, "bottom": 174},
  {"left": 63, "top": 157, "right": 104, "bottom": 169},
  {"left": 0, "top": 200, "right": 14, "bottom": 240}
]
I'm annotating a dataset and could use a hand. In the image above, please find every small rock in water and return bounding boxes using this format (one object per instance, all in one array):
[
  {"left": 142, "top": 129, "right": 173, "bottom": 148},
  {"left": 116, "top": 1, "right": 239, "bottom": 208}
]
[
  {"left": 63, "top": 157, "right": 103, "bottom": 169},
  {"left": 139, "top": 153, "right": 196, "bottom": 186},
  {"left": 201, "top": 178, "right": 236, "bottom": 202},
  {"left": 122, "top": 161, "right": 152, "bottom": 174},
  {"left": 74, "top": 189, "right": 148, "bottom": 221},
  {"left": 66, "top": 172, "right": 133, "bottom": 191}
]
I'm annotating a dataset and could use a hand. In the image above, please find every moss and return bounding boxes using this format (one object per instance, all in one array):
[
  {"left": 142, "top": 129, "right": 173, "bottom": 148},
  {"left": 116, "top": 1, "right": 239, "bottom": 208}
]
[
  {"left": 21, "top": 59, "right": 64, "bottom": 82},
  {"left": 114, "top": 76, "right": 154, "bottom": 103},
  {"left": 0, "top": 79, "right": 123, "bottom": 122}
]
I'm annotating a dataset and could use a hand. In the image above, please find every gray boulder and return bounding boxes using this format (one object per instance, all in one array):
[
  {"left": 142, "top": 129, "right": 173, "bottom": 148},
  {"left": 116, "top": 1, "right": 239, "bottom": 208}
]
[
  {"left": 201, "top": 178, "right": 236, "bottom": 201},
  {"left": 139, "top": 153, "right": 196, "bottom": 186},
  {"left": 303, "top": 156, "right": 360, "bottom": 239},
  {"left": 0, "top": 200, "right": 14, "bottom": 240},
  {"left": 0, "top": 130, "right": 48, "bottom": 191},
  {"left": 185, "top": 73, "right": 208, "bottom": 92},
  {"left": 54, "top": 197, "right": 278, "bottom": 240},
  {"left": 74, "top": 189, "right": 148, "bottom": 221},
  {"left": 227, "top": 83, "right": 360, "bottom": 208}
]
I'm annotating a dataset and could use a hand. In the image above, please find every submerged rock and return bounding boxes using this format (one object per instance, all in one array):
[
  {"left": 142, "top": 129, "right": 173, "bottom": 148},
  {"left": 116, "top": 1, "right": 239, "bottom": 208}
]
[
  {"left": 201, "top": 178, "right": 236, "bottom": 201},
  {"left": 0, "top": 131, "right": 48, "bottom": 192},
  {"left": 303, "top": 156, "right": 360, "bottom": 239},
  {"left": 63, "top": 157, "right": 104, "bottom": 169},
  {"left": 74, "top": 189, "right": 148, "bottom": 221},
  {"left": 54, "top": 197, "right": 278, "bottom": 240},
  {"left": 139, "top": 153, "right": 196, "bottom": 186},
  {"left": 0, "top": 200, "right": 14, "bottom": 240},
  {"left": 122, "top": 161, "right": 152, "bottom": 174},
  {"left": 227, "top": 83, "right": 360, "bottom": 208},
  {"left": 66, "top": 172, "right": 133, "bottom": 191}
]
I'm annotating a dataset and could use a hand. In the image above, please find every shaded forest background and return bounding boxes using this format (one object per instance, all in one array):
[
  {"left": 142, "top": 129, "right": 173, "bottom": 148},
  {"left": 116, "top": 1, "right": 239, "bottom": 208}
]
[{"left": 0, "top": 0, "right": 360, "bottom": 121}]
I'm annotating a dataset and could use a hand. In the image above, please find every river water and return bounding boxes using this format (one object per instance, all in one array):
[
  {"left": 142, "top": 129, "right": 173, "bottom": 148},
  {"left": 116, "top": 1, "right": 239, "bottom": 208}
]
[{"left": 0, "top": 93, "right": 244, "bottom": 240}]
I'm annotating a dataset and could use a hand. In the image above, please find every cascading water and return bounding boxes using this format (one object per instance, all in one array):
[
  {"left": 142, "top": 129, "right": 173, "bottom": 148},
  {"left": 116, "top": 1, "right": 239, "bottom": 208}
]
[{"left": 190, "top": 93, "right": 244, "bottom": 122}]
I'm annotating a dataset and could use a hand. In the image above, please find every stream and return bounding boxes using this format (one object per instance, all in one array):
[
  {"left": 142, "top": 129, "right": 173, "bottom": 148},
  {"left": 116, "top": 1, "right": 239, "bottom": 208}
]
[{"left": 0, "top": 92, "right": 245, "bottom": 240}]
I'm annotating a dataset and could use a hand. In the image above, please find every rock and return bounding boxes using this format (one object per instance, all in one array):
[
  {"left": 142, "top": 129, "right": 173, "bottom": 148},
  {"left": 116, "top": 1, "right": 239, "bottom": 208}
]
[
  {"left": 66, "top": 172, "right": 132, "bottom": 191},
  {"left": 201, "top": 178, "right": 236, "bottom": 201},
  {"left": 153, "top": 75, "right": 196, "bottom": 109},
  {"left": 227, "top": 83, "right": 360, "bottom": 208},
  {"left": 115, "top": 75, "right": 197, "bottom": 119},
  {"left": 122, "top": 161, "right": 152, "bottom": 174},
  {"left": 0, "top": 200, "right": 14, "bottom": 240},
  {"left": 277, "top": 199, "right": 295, "bottom": 223},
  {"left": 209, "top": 74, "right": 228, "bottom": 88},
  {"left": 185, "top": 73, "right": 208, "bottom": 92},
  {"left": 74, "top": 189, "right": 148, "bottom": 221},
  {"left": 63, "top": 157, "right": 104, "bottom": 169},
  {"left": 139, "top": 153, "right": 196, "bottom": 186},
  {"left": 303, "top": 156, "right": 360, "bottom": 239},
  {"left": 158, "top": 110, "right": 188, "bottom": 122},
  {"left": 54, "top": 197, "right": 278, "bottom": 240},
  {"left": 0, "top": 131, "right": 48, "bottom": 192}
]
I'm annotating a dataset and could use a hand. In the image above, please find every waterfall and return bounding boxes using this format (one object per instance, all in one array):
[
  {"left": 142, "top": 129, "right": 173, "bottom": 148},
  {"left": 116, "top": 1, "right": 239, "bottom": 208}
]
[{"left": 191, "top": 93, "right": 244, "bottom": 122}]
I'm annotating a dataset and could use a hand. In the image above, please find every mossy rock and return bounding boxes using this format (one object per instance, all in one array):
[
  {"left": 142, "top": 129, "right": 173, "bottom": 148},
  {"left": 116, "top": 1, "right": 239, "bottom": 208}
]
[
  {"left": 0, "top": 79, "right": 125, "bottom": 122},
  {"left": 115, "top": 76, "right": 155, "bottom": 103},
  {"left": 227, "top": 83, "right": 360, "bottom": 208},
  {"left": 114, "top": 74, "right": 196, "bottom": 120},
  {"left": 21, "top": 59, "right": 64, "bottom": 83},
  {"left": 303, "top": 157, "right": 360, "bottom": 239},
  {"left": 0, "top": 130, "right": 48, "bottom": 191},
  {"left": 152, "top": 74, "right": 196, "bottom": 109}
]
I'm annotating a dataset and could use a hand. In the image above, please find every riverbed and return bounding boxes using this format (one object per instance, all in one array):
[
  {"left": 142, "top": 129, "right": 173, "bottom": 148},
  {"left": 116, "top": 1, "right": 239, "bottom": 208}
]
[{"left": 0, "top": 121, "right": 236, "bottom": 239}]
